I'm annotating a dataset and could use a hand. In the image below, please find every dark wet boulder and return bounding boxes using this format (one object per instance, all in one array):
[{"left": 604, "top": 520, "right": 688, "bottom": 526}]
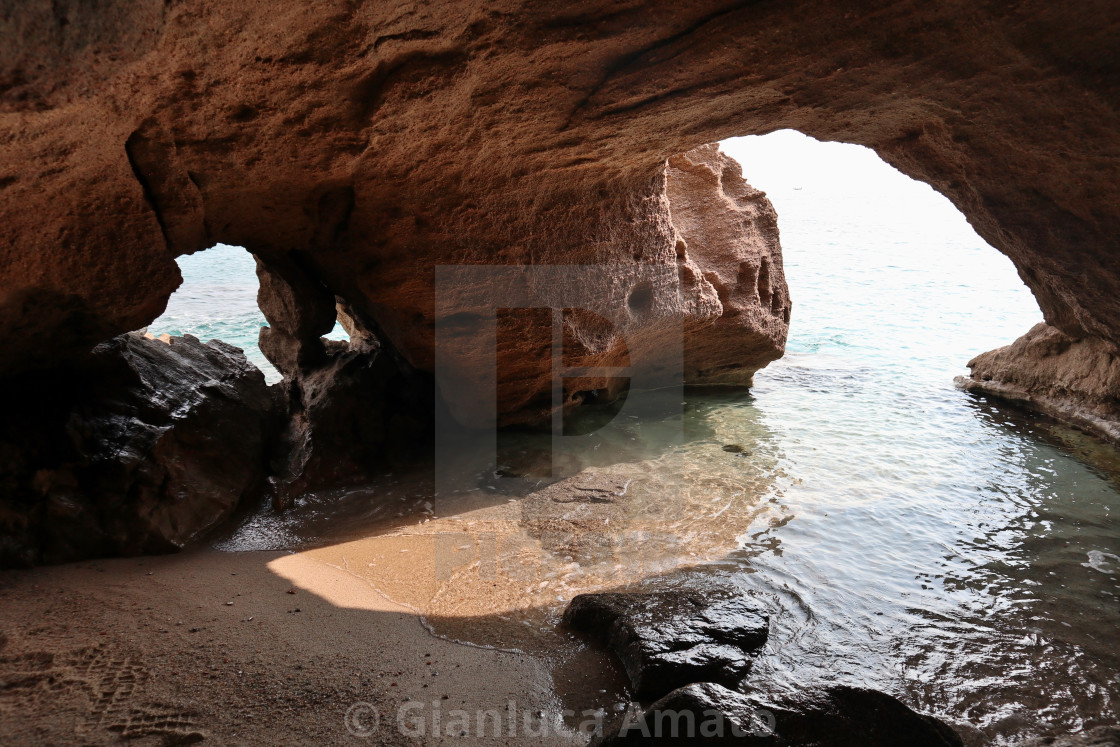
[
  {"left": 0, "top": 333, "right": 274, "bottom": 566},
  {"left": 753, "top": 685, "right": 965, "bottom": 747},
  {"left": 592, "top": 683, "right": 773, "bottom": 745},
  {"left": 592, "top": 682, "right": 964, "bottom": 746},
  {"left": 563, "top": 588, "right": 769, "bottom": 699}
]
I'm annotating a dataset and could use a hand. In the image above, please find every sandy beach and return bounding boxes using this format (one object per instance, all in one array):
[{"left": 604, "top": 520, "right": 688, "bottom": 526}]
[
  {"left": 0, "top": 544, "right": 624, "bottom": 746},
  {"left": 0, "top": 456, "right": 774, "bottom": 746}
]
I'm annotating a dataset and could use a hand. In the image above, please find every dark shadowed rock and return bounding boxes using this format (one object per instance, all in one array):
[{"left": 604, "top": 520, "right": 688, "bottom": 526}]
[
  {"left": 563, "top": 589, "right": 769, "bottom": 699},
  {"left": 266, "top": 336, "right": 433, "bottom": 509},
  {"left": 752, "top": 685, "right": 965, "bottom": 747},
  {"left": 592, "top": 683, "right": 774, "bottom": 745},
  {"left": 592, "top": 682, "right": 964, "bottom": 746},
  {"left": 0, "top": 333, "right": 273, "bottom": 566},
  {"left": 255, "top": 266, "right": 433, "bottom": 507}
]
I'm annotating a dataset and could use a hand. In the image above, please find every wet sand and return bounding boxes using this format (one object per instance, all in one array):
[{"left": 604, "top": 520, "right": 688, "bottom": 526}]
[
  {"left": 0, "top": 452, "right": 773, "bottom": 746},
  {"left": 0, "top": 546, "right": 606, "bottom": 746}
]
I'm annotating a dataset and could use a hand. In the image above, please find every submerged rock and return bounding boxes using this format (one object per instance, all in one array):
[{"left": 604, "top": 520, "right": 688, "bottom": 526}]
[
  {"left": 1019, "top": 726, "right": 1120, "bottom": 746},
  {"left": 593, "top": 682, "right": 964, "bottom": 746},
  {"left": 563, "top": 588, "right": 769, "bottom": 699},
  {"left": 956, "top": 322, "right": 1120, "bottom": 443},
  {"left": 0, "top": 333, "right": 273, "bottom": 566},
  {"left": 519, "top": 472, "right": 631, "bottom": 557}
]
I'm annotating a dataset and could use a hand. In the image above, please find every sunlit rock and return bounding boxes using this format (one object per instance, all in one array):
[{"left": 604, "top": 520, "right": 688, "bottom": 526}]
[{"left": 957, "top": 322, "right": 1120, "bottom": 443}]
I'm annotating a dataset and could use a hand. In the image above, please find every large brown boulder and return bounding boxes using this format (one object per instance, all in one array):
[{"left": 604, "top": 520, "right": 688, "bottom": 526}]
[
  {"left": 0, "top": 333, "right": 273, "bottom": 566},
  {"left": 956, "top": 323, "right": 1120, "bottom": 443},
  {"left": 431, "top": 143, "right": 788, "bottom": 428}
]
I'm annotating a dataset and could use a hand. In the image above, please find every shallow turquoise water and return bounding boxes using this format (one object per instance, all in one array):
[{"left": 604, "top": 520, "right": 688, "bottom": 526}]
[
  {"left": 184, "top": 131, "right": 1117, "bottom": 744},
  {"left": 714, "top": 132, "right": 1118, "bottom": 743},
  {"left": 148, "top": 245, "right": 347, "bottom": 382}
]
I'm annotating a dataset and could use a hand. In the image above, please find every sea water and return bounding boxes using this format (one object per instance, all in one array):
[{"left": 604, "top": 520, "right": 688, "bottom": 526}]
[
  {"left": 148, "top": 246, "right": 347, "bottom": 381},
  {"left": 175, "top": 131, "right": 1118, "bottom": 744},
  {"left": 713, "top": 132, "right": 1118, "bottom": 743}
]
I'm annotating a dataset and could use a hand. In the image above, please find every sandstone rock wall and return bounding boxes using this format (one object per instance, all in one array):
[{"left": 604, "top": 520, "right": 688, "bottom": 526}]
[
  {"left": 957, "top": 323, "right": 1120, "bottom": 443},
  {"left": 0, "top": 0, "right": 1117, "bottom": 385}
]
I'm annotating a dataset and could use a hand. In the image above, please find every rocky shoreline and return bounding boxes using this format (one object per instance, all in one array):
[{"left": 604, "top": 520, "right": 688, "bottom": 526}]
[
  {"left": 564, "top": 589, "right": 963, "bottom": 746},
  {"left": 956, "top": 323, "right": 1120, "bottom": 445},
  {"left": 2, "top": 1, "right": 1119, "bottom": 744}
]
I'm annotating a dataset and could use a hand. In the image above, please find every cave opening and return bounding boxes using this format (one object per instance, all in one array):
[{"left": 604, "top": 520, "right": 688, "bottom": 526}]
[
  {"left": 355, "top": 131, "right": 1115, "bottom": 741},
  {"left": 3, "top": 134, "right": 1111, "bottom": 747},
  {"left": 146, "top": 243, "right": 350, "bottom": 382},
  {"left": 719, "top": 129, "right": 1042, "bottom": 377},
  {"left": 2, "top": 4, "right": 1119, "bottom": 743},
  {"left": 1, "top": 137, "right": 1115, "bottom": 747}
]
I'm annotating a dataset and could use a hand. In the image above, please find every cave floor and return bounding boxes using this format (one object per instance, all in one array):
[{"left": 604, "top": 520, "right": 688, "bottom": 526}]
[{"left": 0, "top": 547, "right": 602, "bottom": 746}]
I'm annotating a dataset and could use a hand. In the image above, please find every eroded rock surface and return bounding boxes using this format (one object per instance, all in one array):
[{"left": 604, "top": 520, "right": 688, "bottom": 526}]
[
  {"left": 670, "top": 145, "right": 789, "bottom": 387},
  {"left": 956, "top": 323, "right": 1120, "bottom": 443},
  {"left": 255, "top": 261, "right": 433, "bottom": 505},
  {"left": 563, "top": 588, "right": 769, "bottom": 699},
  {"left": 1, "top": 1, "right": 1118, "bottom": 398},
  {"left": 432, "top": 143, "right": 788, "bottom": 427},
  {"left": 592, "top": 682, "right": 964, "bottom": 746},
  {"left": 266, "top": 336, "right": 433, "bottom": 508},
  {"left": 0, "top": 333, "right": 273, "bottom": 566}
]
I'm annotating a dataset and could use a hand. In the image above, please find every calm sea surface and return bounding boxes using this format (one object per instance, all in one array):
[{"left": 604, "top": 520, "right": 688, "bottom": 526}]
[
  {"left": 149, "top": 246, "right": 346, "bottom": 381},
  {"left": 162, "top": 131, "right": 1119, "bottom": 744}
]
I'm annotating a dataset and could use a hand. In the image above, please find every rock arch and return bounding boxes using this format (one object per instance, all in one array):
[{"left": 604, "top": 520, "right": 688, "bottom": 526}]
[
  {"left": 1, "top": 0, "right": 1117, "bottom": 375},
  {"left": 1, "top": 1, "right": 1119, "bottom": 560}
]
